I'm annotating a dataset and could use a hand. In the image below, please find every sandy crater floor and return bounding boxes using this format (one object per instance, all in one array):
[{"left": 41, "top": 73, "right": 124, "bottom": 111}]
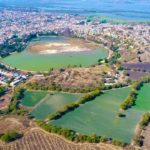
[{"left": 28, "top": 39, "right": 99, "bottom": 54}]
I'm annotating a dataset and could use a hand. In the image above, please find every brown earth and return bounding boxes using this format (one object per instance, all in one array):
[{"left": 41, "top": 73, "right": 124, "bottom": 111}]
[
  {"left": 120, "top": 49, "right": 150, "bottom": 64},
  {"left": 0, "top": 117, "right": 136, "bottom": 150},
  {"left": 0, "top": 90, "right": 12, "bottom": 110},
  {"left": 28, "top": 38, "right": 99, "bottom": 54},
  {"left": 0, "top": 128, "right": 124, "bottom": 150},
  {"left": 142, "top": 124, "right": 150, "bottom": 150},
  {"left": 0, "top": 116, "right": 35, "bottom": 134},
  {"left": 26, "top": 65, "right": 114, "bottom": 92}
]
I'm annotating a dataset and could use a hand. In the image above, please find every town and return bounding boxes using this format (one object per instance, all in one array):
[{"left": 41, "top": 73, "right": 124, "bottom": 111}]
[
  {"left": 0, "top": 7, "right": 149, "bottom": 150},
  {"left": 0, "top": 8, "right": 149, "bottom": 64}
]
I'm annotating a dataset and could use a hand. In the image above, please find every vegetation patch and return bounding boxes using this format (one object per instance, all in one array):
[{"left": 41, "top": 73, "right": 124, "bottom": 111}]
[
  {"left": 47, "top": 89, "right": 102, "bottom": 121},
  {"left": 21, "top": 90, "right": 48, "bottom": 107},
  {"left": 30, "top": 92, "right": 82, "bottom": 120},
  {"left": 50, "top": 87, "right": 143, "bottom": 143},
  {"left": 38, "top": 121, "right": 126, "bottom": 147},
  {"left": 134, "top": 83, "right": 150, "bottom": 111},
  {"left": 0, "top": 131, "right": 22, "bottom": 143},
  {"left": 120, "top": 76, "right": 150, "bottom": 110}
]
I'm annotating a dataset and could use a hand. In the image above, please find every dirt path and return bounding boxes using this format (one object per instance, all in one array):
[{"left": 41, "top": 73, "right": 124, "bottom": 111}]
[
  {"left": 32, "top": 94, "right": 50, "bottom": 110},
  {"left": 142, "top": 124, "right": 150, "bottom": 150}
]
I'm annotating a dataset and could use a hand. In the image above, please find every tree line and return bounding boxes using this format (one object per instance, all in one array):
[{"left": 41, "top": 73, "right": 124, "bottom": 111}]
[
  {"left": 120, "top": 76, "right": 150, "bottom": 110},
  {"left": 0, "top": 87, "right": 27, "bottom": 116},
  {"left": 46, "top": 89, "right": 102, "bottom": 121},
  {"left": 37, "top": 121, "right": 126, "bottom": 147},
  {"left": 134, "top": 113, "right": 150, "bottom": 146}
]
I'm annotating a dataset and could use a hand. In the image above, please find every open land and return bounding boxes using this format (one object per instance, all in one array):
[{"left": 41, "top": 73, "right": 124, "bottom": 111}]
[
  {"left": 28, "top": 38, "right": 99, "bottom": 54},
  {"left": 21, "top": 91, "right": 82, "bottom": 120},
  {"left": 50, "top": 87, "right": 142, "bottom": 144},
  {"left": 142, "top": 124, "right": 150, "bottom": 150},
  {"left": 19, "top": 85, "right": 150, "bottom": 145},
  {"left": 26, "top": 65, "right": 126, "bottom": 92},
  {"left": 0, "top": 128, "right": 123, "bottom": 150},
  {"left": 21, "top": 90, "right": 48, "bottom": 107}
]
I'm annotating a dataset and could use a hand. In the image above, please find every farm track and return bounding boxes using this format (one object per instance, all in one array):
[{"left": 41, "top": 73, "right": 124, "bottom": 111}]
[
  {"left": 32, "top": 94, "right": 50, "bottom": 110},
  {"left": 0, "top": 128, "right": 122, "bottom": 150}
]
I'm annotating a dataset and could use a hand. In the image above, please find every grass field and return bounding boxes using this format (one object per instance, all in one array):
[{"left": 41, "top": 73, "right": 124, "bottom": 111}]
[
  {"left": 134, "top": 83, "right": 150, "bottom": 111},
  {"left": 2, "top": 36, "right": 108, "bottom": 72},
  {"left": 51, "top": 87, "right": 144, "bottom": 143},
  {"left": 30, "top": 92, "right": 81, "bottom": 120},
  {"left": 21, "top": 90, "right": 48, "bottom": 107},
  {"left": 21, "top": 84, "right": 150, "bottom": 144},
  {"left": 0, "top": 129, "right": 121, "bottom": 150}
]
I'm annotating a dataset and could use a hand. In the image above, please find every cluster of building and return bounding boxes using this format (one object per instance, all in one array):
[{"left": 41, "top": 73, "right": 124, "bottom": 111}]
[
  {"left": 0, "top": 8, "right": 149, "bottom": 87},
  {"left": 0, "top": 64, "right": 28, "bottom": 87},
  {"left": 0, "top": 9, "right": 149, "bottom": 61}
]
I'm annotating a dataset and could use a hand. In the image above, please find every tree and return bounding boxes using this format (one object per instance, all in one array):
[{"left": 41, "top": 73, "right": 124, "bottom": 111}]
[{"left": 0, "top": 131, "right": 22, "bottom": 143}]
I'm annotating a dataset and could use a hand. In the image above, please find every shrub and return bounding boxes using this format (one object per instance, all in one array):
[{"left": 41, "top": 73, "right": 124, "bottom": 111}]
[
  {"left": 0, "top": 86, "right": 5, "bottom": 96},
  {"left": 133, "top": 136, "right": 143, "bottom": 146},
  {"left": 140, "top": 113, "right": 150, "bottom": 128},
  {"left": 112, "top": 139, "right": 125, "bottom": 147},
  {"left": 117, "top": 112, "right": 126, "bottom": 118},
  {"left": 47, "top": 89, "right": 102, "bottom": 121},
  {"left": 0, "top": 131, "right": 22, "bottom": 143},
  {"left": 120, "top": 76, "right": 150, "bottom": 110},
  {"left": 8, "top": 88, "right": 26, "bottom": 114}
]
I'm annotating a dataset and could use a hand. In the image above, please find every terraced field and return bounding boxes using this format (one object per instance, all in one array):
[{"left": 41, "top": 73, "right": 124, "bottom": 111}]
[
  {"left": 51, "top": 87, "right": 144, "bottom": 143},
  {"left": 0, "top": 129, "right": 122, "bottom": 150}
]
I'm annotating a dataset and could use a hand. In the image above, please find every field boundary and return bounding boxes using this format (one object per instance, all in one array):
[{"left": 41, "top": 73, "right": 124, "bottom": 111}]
[{"left": 32, "top": 94, "right": 50, "bottom": 110}]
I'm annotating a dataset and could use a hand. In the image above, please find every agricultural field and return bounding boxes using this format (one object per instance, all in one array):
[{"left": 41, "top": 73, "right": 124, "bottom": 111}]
[
  {"left": 21, "top": 90, "right": 48, "bottom": 107},
  {"left": 123, "top": 63, "right": 150, "bottom": 71},
  {"left": 20, "top": 84, "right": 150, "bottom": 145},
  {"left": 51, "top": 87, "right": 144, "bottom": 143},
  {"left": 125, "top": 70, "right": 149, "bottom": 80},
  {"left": 134, "top": 83, "right": 150, "bottom": 111},
  {"left": 21, "top": 91, "right": 81, "bottom": 120},
  {"left": 0, "top": 129, "right": 122, "bottom": 150}
]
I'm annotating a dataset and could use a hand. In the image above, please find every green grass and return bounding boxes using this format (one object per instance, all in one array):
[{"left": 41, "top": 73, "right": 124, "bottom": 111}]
[
  {"left": 134, "top": 83, "right": 150, "bottom": 111},
  {"left": 2, "top": 36, "right": 108, "bottom": 72},
  {"left": 30, "top": 92, "right": 82, "bottom": 120},
  {"left": 21, "top": 84, "right": 150, "bottom": 143},
  {"left": 50, "top": 87, "right": 143, "bottom": 143},
  {"left": 21, "top": 90, "right": 48, "bottom": 107}
]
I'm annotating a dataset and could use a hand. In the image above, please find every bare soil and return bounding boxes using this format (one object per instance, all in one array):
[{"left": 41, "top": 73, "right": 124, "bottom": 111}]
[
  {"left": 28, "top": 38, "right": 99, "bottom": 54},
  {"left": 0, "top": 116, "right": 35, "bottom": 134},
  {"left": 0, "top": 91, "right": 12, "bottom": 110},
  {"left": 142, "top": 124, "right": 150, "bottom": 150},
  {"left": 26, "top": 65, "right": 114, "bottom": 92},
  {"left": 0, "top": 128, "right": 123, "bottom": 150}
]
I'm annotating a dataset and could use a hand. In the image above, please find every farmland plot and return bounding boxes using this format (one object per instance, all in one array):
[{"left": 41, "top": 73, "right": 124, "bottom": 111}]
[
  {"left": 21, "top": 90, "right": 48, "bottom": 107},
  {"left": 51, "top": 87, "right": 143, "bottom": 143},
  {"left": 30, "top": 92, "right": 81, "bottom": 120},
  {"left": 134, "top": 83, "right": 150, "bottom": 111},
  {"left": 0, "top": 129, "right": 122, "bottom": 150}
]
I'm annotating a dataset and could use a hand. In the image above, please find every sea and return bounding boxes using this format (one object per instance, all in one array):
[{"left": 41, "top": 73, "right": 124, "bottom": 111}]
[{"left": 0, "top": 0, "right": 150, "bottom": 20}]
